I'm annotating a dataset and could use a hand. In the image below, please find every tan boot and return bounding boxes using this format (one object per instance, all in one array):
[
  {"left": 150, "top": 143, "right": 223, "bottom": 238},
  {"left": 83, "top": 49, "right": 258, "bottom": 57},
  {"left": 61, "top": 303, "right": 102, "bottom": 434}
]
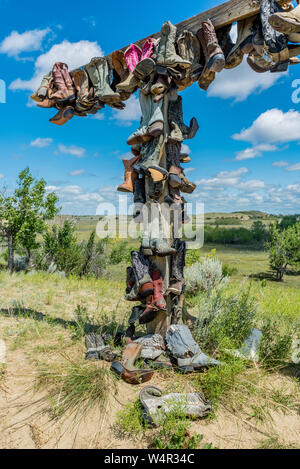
[
  {"left": 269, "top": 3, "right": 300, "bottom": 34},
  {"left": 111, "top": 343, "right": 154, "bottom": 385},
  {"left": 49, "top": 106, "right": 74, "bottom": 126},
  {"left": 117, "top": 155, "right": 140, "bottom": 193}
]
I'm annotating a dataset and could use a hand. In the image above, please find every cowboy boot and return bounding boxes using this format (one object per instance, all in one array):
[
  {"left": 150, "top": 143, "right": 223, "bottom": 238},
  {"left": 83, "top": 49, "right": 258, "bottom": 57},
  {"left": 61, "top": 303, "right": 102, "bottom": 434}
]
[
  {"left": 177, "top": 30, "right": 201, "bottom": 65},
  {"left": 157, "top": 21, "right": 191, "bottom": 68},
  {"left": 126, "top": 251, "right": 154, "bottom": 301},
  {"left": 117, "top": 40, "right": 155, "bottom": 93},
  {"left": 50, "top": 62, "right": 76, "bottom": 101},
  {"left": 180, "top": 153, "right": 191, "bottom": 163},
  {"left": 85, "top": 57, "right": 121, "bottom": 105},
  {"left": 128, "top": 304, "right": 146, "bottom": 325},
  {"left": 168, "top": 95, "right": 199, "bottom": 141},
  {"left": 139, "top": 269, "right": 167, "bottom": 322},
  {"left": 133, "top": 176, "right": 146, "bottom": 220},
  {"left": 167, "top": 239, "right": 186, "bottom": 295},
  {"left": 197, "top": 21, "right": 225, "bottom": 73},
  {"left": 166, "top": 142, "right": 195, "bottom": 193},
  {"left": 117, "top": 155, "right": 140, "bottom": 193},
  {"left": 216, "top": 24, "right": 235, "bottom": 57},
  {"left": 148, "top": 204, "right": 177, "bottom": 256},
  {"left": 49, "top": 105, "right": 75, "bottom": 125},
  {"left": 127, "top": 92, "right": 164, "bottom": 145},
  {"left": 85, "top": 333, "right": 117, "bottom": 361},
  {"left": 31, "top": 72, "right": 53, "bottom": 102},
  {"left": 112, "top": 50, "right": 129, "bottom": 83},
  {"left": 225, "top": 17, "right": 257, "bottom": 70},
  {"left": 111, "top": 343, "right": 154, "bottom": 384},
  {"left": 137, "top": 136, "right": 168, "bottom": 183},
  {"left": 73, "top": 69, "right": 94, "bottom": 111},
  {"left": 269, "top": 0, "right": 300, "bottom": 33}
]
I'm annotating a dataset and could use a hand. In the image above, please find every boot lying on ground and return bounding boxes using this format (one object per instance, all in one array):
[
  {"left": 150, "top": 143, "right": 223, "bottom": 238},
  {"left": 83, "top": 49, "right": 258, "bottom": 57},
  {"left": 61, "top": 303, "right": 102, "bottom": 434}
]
[
  {"left": 127, "top": 92, "right": 164, "bottom": 145},
  {"left": 157, "top": 21, "right": 191, "bottom": 69},
  {"left": 85, "top": 333, "right": 117, "bottom": 361},
  {"left": 49, "top": 62, "right": 76, "bottom": 102},
  {"left": 111, "top": 342, "right": 154, "bottom": 385},
  {"left": 134, "top": 333, "right": 165, "bottom": 360},
  {"left": 144, "top": 353, "right": 173, "bottom": 370},
  {"left": 268, "top": 0, "right": 300, "bottom": 33},
  {"left": 49, "top": 105, "right": 75, "bottom": 125},
  {"left": 166, "top": 324, "right": 220, "bottom": 372},
  {"left": 139, "top": 386, "right": 212, "bottom": 427},
  {"left": 125, "top": 251, "right": 154, "bottom": 301},
  {"left": 117, "top": 155, "right": 140, "bottom": 192}
]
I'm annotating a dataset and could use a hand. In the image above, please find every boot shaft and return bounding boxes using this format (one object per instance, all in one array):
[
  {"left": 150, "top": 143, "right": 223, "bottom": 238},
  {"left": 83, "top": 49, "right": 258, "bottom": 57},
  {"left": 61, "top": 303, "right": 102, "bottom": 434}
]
[{"left": 122, "top": 342, "right": 142, "bottom": 369}]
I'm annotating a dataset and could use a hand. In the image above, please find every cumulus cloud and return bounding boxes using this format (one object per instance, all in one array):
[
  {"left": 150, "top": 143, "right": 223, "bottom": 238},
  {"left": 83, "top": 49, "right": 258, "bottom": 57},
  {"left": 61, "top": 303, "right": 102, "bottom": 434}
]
[
  {"left": 0, "top": 174, "right": 4, "bottom": 179},
  {"left": 181, "top": 143, "right": 191, "bottom": 155},
  {"left": 10, "top": 39, "right": 103, "bottom": 91},
  {"left": 208, "top": 59, "right": 286, "bottom": 102},
  {"left": 30, "top": 137, "right": 53, "bottom": 148},
  {"left": 111, "top": 94, "right": 141, "bottom": 126},
  {"left": 286, "top": 162, "right": 300, "bottom": 171},
  {"left": 272, "top": 160, "right": 289, "bottom": 167},
  {"left": 0, "top": 28, "right": 51, "bottom": 57},
  {"left": 196, "top": 167, "right": 248, "bottom": 188},
  {"left": 233, "top": 108, "right": 300, "bottom": 144},
  {"left": 58, "top": 144, "right": 86, "bottom": 158},
  {"left": 69, "top": 169, "right": 86, "bottom": 176},
  {"left": 234, "top": 143, "right": 278, "bottom": 161}
]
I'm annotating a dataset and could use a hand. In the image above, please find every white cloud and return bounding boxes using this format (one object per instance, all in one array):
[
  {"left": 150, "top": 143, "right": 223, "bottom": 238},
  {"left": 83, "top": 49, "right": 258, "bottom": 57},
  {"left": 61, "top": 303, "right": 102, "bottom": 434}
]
[
  {"left": 0, "top": 174, "right": 4, "bottom": 179},
  {"left": 10, "top": 39, "right": 103, "bottom": 91},
  {"left": 58, "top": 144, "right": 86, "bottom": 158},
  {"left": 92, "top": 113, "right": 105, "bottom": 120},
  {"left": 75, "top": 193, "right": 103, "bottom": 202},
  {"left": 0, "top": 28, "right": 51, "bottom": 57},
  {"left": 272, "top": 161, "right": 289, "bottom": 167},
  {"left": 181, "top": 143, "right": 191, "bottom": 155},
  {"left": 208, "top": 59, "right": 286, "bottom": 102},
  {"left": 233, "top": 109, "right": 300, "bottom": 144},
  {"left": 238, "top": 179, "right": 266, "bottom": 189},
  {"left": 60, "top": 185, "right": 83, "bottom": 195},
  {"left": 111, "top": 94, "right": 141, "bottom": 126},
  {"left": 69, "top": 169, "right": 86, "bottom": 176},
  {"left": 234, "top": 143, "right": 278, "bottom": 160},
  {"left": 196, "top": 167, "right": 248, "bottom": 187},
  {"left": 30, "top": 137, "right": 53, "bottom": 148},
  {"left": 286, "top": 162, "right": 300, "bottom": 171}
]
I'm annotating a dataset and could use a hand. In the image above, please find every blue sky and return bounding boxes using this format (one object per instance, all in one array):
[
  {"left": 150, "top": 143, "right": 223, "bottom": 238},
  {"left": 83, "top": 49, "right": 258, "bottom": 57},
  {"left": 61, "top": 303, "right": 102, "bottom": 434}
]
[{"left": 0, "top": 0, "right": 300, "bottom": 215}]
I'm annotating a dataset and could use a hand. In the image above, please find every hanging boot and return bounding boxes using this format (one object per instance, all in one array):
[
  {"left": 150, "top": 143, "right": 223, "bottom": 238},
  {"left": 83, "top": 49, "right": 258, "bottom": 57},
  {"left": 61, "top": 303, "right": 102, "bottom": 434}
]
[
  {"left": 133, "top": 176, "right": 146, "bottom": 220},
  {"left": 31, "top": 72, "right": 53, "bottom": 102},
  {"left": 127, "top": 91, "right": 164, "bottom": 145},
  {"left": 117, "top": 41, "right": 155, "bottom": 93},
  {"left": 73, "top": 69, "right": 95, "bottom": 112},
  {"left": 117, "top": 155, "right": 140, "bottom": 193},
  {"left": 269, "top": 0, "right": 300, "bottom": 33},
  {"left": 49, "top": 105, "right": 75, "bottom": 125},
  {"left": 177, "top": 30, "right": 201, "bottom": 65},
  {"left": 167, "top": 239, "right": 186, "bottom": 296},
  {"left": 197, "top": 20, "right": 225, "bottom": 75},
  {"left": 216, "top": 24, "right": 235, "bottom": 58},
  {"left": 139, "top": 269, "right": 167, "bottom": 324},
  {"left": 125, "top": 251, "right": 154, "bottom": 301},
  {"left": 168, "top": 95, "right": 199, "bottom": 140},
  {"left": 128, "top": 304, "right": 146, "bottom": 325},
  {"left": 50, "top": 62, "right": 76, "bottom": 102},
  {"left": 111, "top": 343, "right": 154, "bottom": 385},
  {"left": 85, "top": 57, "right": 122, "bottom": 105},
  {"left": 156, "top": 21, "right": 191, "bottom": 69},
  {"left": 166, "top": 142, "right": 196, "bottom": 194},
  {"left": 137, "top": 136, "right": 168, "bottom": 183}
]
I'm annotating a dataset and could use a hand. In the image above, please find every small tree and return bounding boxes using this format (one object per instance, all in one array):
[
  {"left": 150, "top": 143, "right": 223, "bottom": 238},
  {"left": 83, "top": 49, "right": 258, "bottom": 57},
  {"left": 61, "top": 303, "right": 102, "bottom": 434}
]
[
  {"left": 0, "top": 168, "right": 58, "bottom": 271},
  {"left": 251, "top": 220, "right": 268, "bottom": 242},
  {"left": 266, "top": 222, "right": 300, "bottom": 281}
]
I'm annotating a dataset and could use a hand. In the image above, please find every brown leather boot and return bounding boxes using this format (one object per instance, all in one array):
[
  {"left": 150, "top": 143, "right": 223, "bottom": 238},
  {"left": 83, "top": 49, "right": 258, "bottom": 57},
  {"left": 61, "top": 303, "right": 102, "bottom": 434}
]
[
  {"left": 117, "top": 155, "right": 140, "bottom": 193},
  {"left": 197, "top": 21, "right": 225, "bottom": 73},
  {"left": 111, "top": 343, "right": 154, "bottom": 385},
  {"left": 50, "top": 62, "right": 75, "bottom": 101},
  {"left": 49, "top": 106, "right": 75, "bottom": 125}
]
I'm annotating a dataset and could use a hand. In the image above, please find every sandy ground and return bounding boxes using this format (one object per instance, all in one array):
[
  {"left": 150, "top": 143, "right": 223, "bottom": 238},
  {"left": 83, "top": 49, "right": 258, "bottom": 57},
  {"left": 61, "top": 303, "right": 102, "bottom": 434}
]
[{"left": 0, "top": 314, "right": 299, "bottom": 450}]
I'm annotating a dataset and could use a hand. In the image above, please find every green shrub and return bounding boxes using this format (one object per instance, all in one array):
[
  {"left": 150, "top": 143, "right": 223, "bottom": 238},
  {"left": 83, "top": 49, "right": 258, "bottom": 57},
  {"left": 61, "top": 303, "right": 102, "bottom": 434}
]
[
  {"left": 185, "top": 256, "right": 228, "bottom": 295},
  {"left": 193, "top": 287, "right": 256, "bottom": 352},
  {"left": 185, "top": 250, "right": 201, "bottom": 266},
  {"left": 222, "top": 263, "right": 238, "bottom": 277},
  {"left": 116, "top": 400, "right": 145, "bottom": 435},
  {"left": 259, "top": 318, "right": 293, "bottom": 369},
  {"left": 109, "top": 241, "right": 132, "bottom": 265}
]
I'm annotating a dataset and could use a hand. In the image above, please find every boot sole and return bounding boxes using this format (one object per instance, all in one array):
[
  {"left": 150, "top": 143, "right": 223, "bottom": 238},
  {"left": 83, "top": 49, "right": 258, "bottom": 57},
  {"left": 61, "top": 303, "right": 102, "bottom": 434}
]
[
  {"left": 127, "top": 134, "right": 151, "bottom": 146},
  {"left": 269, "top": 14, "right": 300, "bottom": 34},
  {"left": 117, "top": 185, "right": 133, "bottom": 193},
  {"left": 207, "top": 54, "right": 225, "bottom": 73}
]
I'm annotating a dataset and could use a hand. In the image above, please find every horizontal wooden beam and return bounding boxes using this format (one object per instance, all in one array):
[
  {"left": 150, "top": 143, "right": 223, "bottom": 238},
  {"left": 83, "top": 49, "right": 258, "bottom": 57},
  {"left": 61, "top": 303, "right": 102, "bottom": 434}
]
[{"left": 71, "top": 0, "right": 292, "bottom": 71}]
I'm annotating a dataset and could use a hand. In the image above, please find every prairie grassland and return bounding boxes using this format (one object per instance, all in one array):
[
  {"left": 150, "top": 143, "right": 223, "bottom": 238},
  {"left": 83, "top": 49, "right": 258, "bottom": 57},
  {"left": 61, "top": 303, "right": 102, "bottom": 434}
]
[{"left": 0, "top": 236, "right": 299, "bottom": 449}]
